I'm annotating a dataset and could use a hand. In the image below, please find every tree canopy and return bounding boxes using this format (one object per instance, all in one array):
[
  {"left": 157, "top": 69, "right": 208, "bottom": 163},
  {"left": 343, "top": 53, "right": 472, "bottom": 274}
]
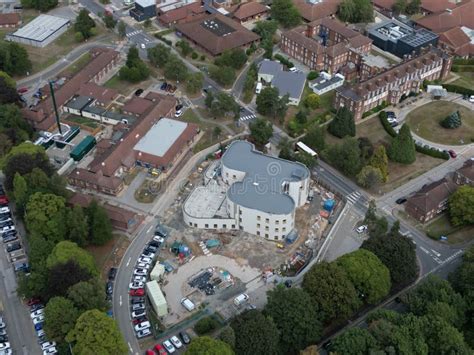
[
  {"left": 44, "top": 297, "right": 80, "bottom": 343},
  {"left": 249, "top": 118, "right": 273, "bottom": 147},
  {"left": 20, "top": 0, "right": 58, "bottom": 11},
  {"left": 256, "top": 87, "right": 289, "bottom": 120},
  {"left": 265, "top": 287, "right": 322, "bottom": 353},
  {"left": 215, "top": 49, "right": 248, "bottom": 70},
  {"left": 0, "top": 42, "right": 32, "bottom": 76},
  {"left": 86, "top": 200, "right": 113, "bottom": 245},
  {"left": 119, "top": 46, "right": 150, "bottom": 82},
  {"left": 46, "top": 241, "right": 98, "bottom": 276},
  {"left": 209, "top": 65, "right": 236, "bottom": 87},
  {"left": 0, "top": 75, "right": 20, "bottom": 105},
  {"left": 0, "top": 104, "right": 33, "bottom": 148},
  {"left": 328, "top": 107, "right": 355, "bottom": 138},
  {"left": 449, "top": 185, "right": 474, "bottom": 227},
  {"left": 74, "top": 9, "right": 96, "bottom": 40},
  {"left": 302, "top": 124, "right": 326, "bottom": 153},
  {"left": 66, "top": 310, "right": 127, "bottom": 355},
  {"left": 338, "top": 0, "right": 374, "bottom": 23},
  {"left": 336, "top": 249, "right": 391, "bottom": 304},
  {"left": 185, "top": 336, "right": 234, "bottom": 355},
  {"left": 303, "top": 262, "right": 361, "bottom": 324},
  {"left": 231, "top": 310, "right": 280, "bottom": 355},
  {"left": 67, "top": 278, "right": 108, "bottom": 312},
  {"left": 271, "top": 0, "right": 301, "bottom": 28},
  {"left": 325, "top": 137, "right": 362, "bottom": 177},
  {"left": 388, "top": 123, "right": 416, "bottom": 164},
  {"left": 164, "top": 55, "right": 189, "bottom": 82}
]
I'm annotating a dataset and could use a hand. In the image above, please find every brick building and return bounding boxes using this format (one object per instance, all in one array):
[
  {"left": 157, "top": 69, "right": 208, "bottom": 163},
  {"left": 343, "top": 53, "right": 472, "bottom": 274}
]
[
  {"left": 334, "top": 48, "right": 452, "bottom": 121},
  {"left": 0, "top": 13, "right": 20, "bottom": 28},
  {"left": 280, "top": 18, "right": 372, "bottom": 75}
]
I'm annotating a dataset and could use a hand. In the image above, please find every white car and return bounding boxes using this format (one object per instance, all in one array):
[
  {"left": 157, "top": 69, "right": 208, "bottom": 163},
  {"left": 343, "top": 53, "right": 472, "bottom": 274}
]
[
  {"left": 33, "top": 315, "right": 45, "bottom": 325},
  {"left": 134, "top": 268, "right": 147, "bottom": 276},
  {"left": 41, "top": 342, "right": 56, "bottom": 351},
  {"left": 141, "top": 251, "right": 155, "bottom": 259},
  {"left": 43, "top": 347, "right": 57, "bottom": 355},
  {"left": 170, "top": 335, "right": 183, "bottom": 349},
  {"left": 138, "top": 256, "right": 152, "bottom": 264},
  {"left": 31, "top": 309, "right": 45, "bottom": 318},
  {"left": 0, "top": 349, "right": 13, "bottom": 355},
  {"left": 0, "top": 226, "right": 15, "bottom": 234},
  {"left": 131, "top": 310, "right": 146, "bottom": 318},
  {"left": 0, "top": 343, "right": 10, "bottom": 351},
  {"left": 129, "top": 281, "right": 144, "bottom": 290},
  {"left": 152, "top": 236, "right": 164, "bottom": 243},
  {"left": 133, "top": 275, "right": 146, "bottom": 283},
  {"left": 469, "top": 95, "right": 474, "bottom": 103},
  {"left": 163, "top": 340, "right": 176, "bottom": 354},
  {"left": 140, "top": 43, "right": 146, "bottom": 49},
  {"left": 174, "top": 110, "right": 183, "bottom": 118},
  {"left": 136, "top": 262, "right": 151, "bottom": 270},
  {"left": 0, "top": 207, "right": 10, "bottom": 214},
  {"left": 289, "top": 66, "right": 297, "bottom": 72},
  {"left": 136, "top": 328, "right": 151, "bottom": 339},
  {"left": 134, "top": 321, "right": 151, "bottom": 332},
  {"left": 356, "top": 225, "right": 368, "bottom": 234}
]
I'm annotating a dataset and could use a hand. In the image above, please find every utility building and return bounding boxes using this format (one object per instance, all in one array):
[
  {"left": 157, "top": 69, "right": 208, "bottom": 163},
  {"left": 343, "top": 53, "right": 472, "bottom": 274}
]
[{"left": 146, "top": 280, "right": 168, "bottom": 317}]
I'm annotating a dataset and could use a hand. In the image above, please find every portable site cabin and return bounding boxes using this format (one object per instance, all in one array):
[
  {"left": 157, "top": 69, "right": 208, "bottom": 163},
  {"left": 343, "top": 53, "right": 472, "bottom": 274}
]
[
  {"left": 146, "top": 280, "right": 168, "bottom": 317},
  {"left": 150, "top": 263, "right": 165, "bottom": 282}
]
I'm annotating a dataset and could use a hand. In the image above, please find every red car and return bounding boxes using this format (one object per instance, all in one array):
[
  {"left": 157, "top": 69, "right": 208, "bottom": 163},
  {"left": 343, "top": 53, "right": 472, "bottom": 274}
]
[
  {"left": 130, "top": 288, "right": 145, "bottom": 296},
  {"left": 145, "top": 350, "right": 154, "bottom": 355},
  {"left": 17, "top": 87, "right": 28, "bottom": 94},
  {"left": 448, "top": 150, "right": 457, "bottom": 158},
  {"left": 0, "top": 196, "right": 8, "bottom": 204},
  {"left": 26, "top": 298, "right": 41, "bottom": 306},
  {"left": 154, "top": 344, "right": 167, "bottom": 355}
]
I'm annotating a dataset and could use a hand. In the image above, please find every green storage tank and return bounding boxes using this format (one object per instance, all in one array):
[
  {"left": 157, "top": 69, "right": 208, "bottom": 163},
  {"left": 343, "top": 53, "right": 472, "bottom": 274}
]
[{"left": 70, "top": 135, "right": 96, "bottom": 161}]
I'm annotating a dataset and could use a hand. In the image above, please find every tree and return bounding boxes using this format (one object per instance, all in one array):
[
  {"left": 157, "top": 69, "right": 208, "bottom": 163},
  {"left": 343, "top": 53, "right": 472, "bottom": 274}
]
[
  {"left": 307, "top": 71, "right": 319, "bottom": 80},
  {"left": 209, "top": 65, "right": 236, "bottom": 87},
  {"left": 12, "top": 173, "right": 28, "bottom": 214},
  {"left": 66, "top": 309, "right": 127, "bottom": 355},
  {"left": 0, "top": 42, "right": 32, "bottom": 76},
  {"left": 449, "top": 185, "right": 474, "bottom": 227},
  {"left": 249, "top": 118, "right": 273, "bottom": 147},
  {"left": 406, "top": 0, "right": 421, "bottom": 14},
  {"left": 271, "top": 0, "right": 301, "bottom": 28},
  {"left": 164, "top": 55, "right": 189, "bottom": 82},
  {"left": 213, "top": 126, "right": 222, "bottom": 140},
  {"left": 361, "top": 233, "right": 418, "bottom": 289},
  {"left": 0, "top": 75, "right": 20, "bottom": 104},
  {"left": 67, "top": 278, "right": 108, "bottom": 312},
  {"left": 265, "top": 287, "right": 322, "bottom": 353},
  {"left": 449, "top": 246, "right": 474, "bottom": 296},
  {"left": 20, "top": 0, "right": 58, "bottom": 11},
  {"left": 253, "top": 20, "right": 278, "bottom": 42},
  {"left": 218, "top": 326, "right": 235, "bottom": 349},
  {"left": 261, "top": 38, "right": 273, "bottom": 59},
  {"left": 0, "top": 104, "right": 33, "bottom": 145},
  {"left": 278, "top": 137, "right": 293, "bottom": 160},
  {"left": 144, "top": 18, "right": 152, "bottom": 28},
  {"left": 302, "top": 262, "right": 361, "bottom": 324},
  {"left": 186, "top": 72, "right": 204, "bottom": 95},
  {"left": 302, "top": 124, "right": 325, "bottom": 152},
  {"left": 369, "top": 146, "right": 388, "bottom": 182},
  {"left": 338, "top": 0, "right": 374, "bottom": 23},
  {"left": 388, "top": 123, "right": 416, "bottom": 164},
  {"left": 231, "top": 310, "right": 280, "bottom": 355},
  {"left": 185, "top": 336, "right": 234, "bottom": 355},
  {"left": 148, "top": 44, "right": 171, "bottom": 68},
  {"left": 46, "top": 260, "right": 93, "bottom": 299},
  {"left": 441, "top": 111, "right": 462, "bottom": 129},
  {"left": 256, "top": 87, "right": 288, "bottom": 119},
  {"left": 66, "top": 206, "right": 89, "bottom": 247},
  {"left": 176, "top": 40, "right": 192, "bottom": 57},
  {"left": 86, "top": 200, "right": 113, "bottom": 246},
  {"left": 325, "top": 137, "right": 362, "bottom": 177},
  {"left": 103, "top": 13, "right": 116, "bottom": 29},
  {"left": 44, "top": 297, "right": 80, "bottom": 343},
  {"left": 215, "top": 49, "right": 248, "bottom": 70},
  {"left": 332, "top": 328, "right": 379, "bottom": 355},
  {"left": 304, "top": 94, "right": 320, "bottom": 110},
  {"left": 118, "top": 21, "right": 127, "bottom": 39},
  {"left": 357, "top": 166, "right": 383, "bottom": 188},
  {"left": 328, "top": 107, "right": 355, "bottom": 138},
  {"left": 295, "top": 151, "right": 317, "bottom": 169},
  {"left": 25, "top": 192, "right": 67, "bottom": 242},
  {"left": 119, "top": 46, "right": 150, "bottom": 82},
  {"left": 75, "top": 9, "right": 96, "bottom": 39},
  {"left": 194, "top": 316, "right": 219, "bottom": 335},
  {"left": 295, "top": 110, "right": 307, "bottom": 124},
  {"left": 420, "top": 316, "right": 471, "bottom": 354},
  {"left": 46, "top": 241, "right": 98, "bottom": 277},
  {"left": 337, "top": 249, "right": 391, "bottom": 304},
  {"left": 393, "top": 0, "right": 407, "bottom": 14},
  {"left": 243, "top": 63, "right": 258, "bottom": 101}
]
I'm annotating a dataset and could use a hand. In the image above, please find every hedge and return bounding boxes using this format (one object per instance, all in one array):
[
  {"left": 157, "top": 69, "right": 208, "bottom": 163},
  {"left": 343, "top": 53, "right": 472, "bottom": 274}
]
[
  {"left": 362, "top": 101, "right": 388, "bottom": 118},
  {"left": 443, "top": 84, "right": 474, "bottom": 96},
  {"left": 453, "top": 58, "right": 474, "bottom": 65},
  {"left": 451, "top": 65, "right": 474, "bottom": 72},
  {"left": 379, "top": 112, "right": 397, "bottom": 137},
  {"left": 273, "top": 54, "right": 294, "bottom": 68},
  {"left": 155, "top": 34, "right": 172, "bottom": 46}
]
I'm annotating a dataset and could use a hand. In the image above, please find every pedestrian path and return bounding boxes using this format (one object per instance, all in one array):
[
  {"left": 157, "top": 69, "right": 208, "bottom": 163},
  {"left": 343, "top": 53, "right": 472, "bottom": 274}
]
[
  {"left": 126, "top": 30, "right": 141, "bottom": 38},
  {"left": 239, "top": 113, "right": 256, "bottom": 122},
  {"left": 346, "top": 191, "right": 361, "bottom": 205}
]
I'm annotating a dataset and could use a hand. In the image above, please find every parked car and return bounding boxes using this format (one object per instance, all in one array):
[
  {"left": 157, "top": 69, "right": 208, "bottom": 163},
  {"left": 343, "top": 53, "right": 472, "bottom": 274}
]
[
  {"left": 30, "top": 304, "right": 44, "bottom": 312},
  {"left": 129, "top": 288, "right": 145, "bottom": 297},
  {"left": 160, "top": 82, "right": 167, "bottom": 90},
  {"left": 27, "top": 298, "right": 41, "bottom": 307},
  {"left": 132, "top": 316, "right": 148, "bottom": 325},
  {"left": 17, "top": 87, "right": 28, "bottom": 94},
  {"left": 131, "top": 303, "right": 146, "bottom": 312},
  {"left": 174, "top": 110, "right": 183, "bottom": 118},
  {"left": 0, "top": 343, "right": 10, "bottom": 351},
  {"left": 43, "top": 346, "right": 57, "bottom": 354},
  {"left": 129, "top": 281, "right": 144, "bottom": 290},
  {"left": 448, "top": 150, "right": 457, "bottom": 158},
  {"left": 162, "top": 340, "right": 176, "bottom": 354},
  {"left": 134, "top": 321, "right": 150, "bottom": 332},
  {"left": 179, "top": 331, "right": 191, "bottom": 344},
  {"left": 136, "top": 329, "right": 152, "bottom": 339},
  {"left": 145, "top": 245, "right": 158, "bottom": 253},
  {"left": 138, "top": 256, "right": 152, "bottom": 264},
  {"left": 135, "top": 88, "right": 144, "bottom": 96},
  {"left": 396, "top": 197, "right": 407, "bottom": 204},
  {"left": 170, "top": 336, "right": 183, "bottom": 349},
  {"left": 356, "top": 225, "right": 368, "bottom": 234},
  {"left": 133, "top": 276, "right": 146, "bottom": 283},
  {"left": 141, "top": 251, "right": 155, "bottom": 259},
  {"left": 175, "top": 104, "right": 183, "bottom": 111},
  {"left": 40, "top": 342, "right": 56, "bottom": 351},
  {"left": 2, "top": 234, "right": 17, "bottom": 243},
  {"left": 106, "top": 282, "right": 113, "bottom": 295},
  {"left": 6, "top": 242, "right": 21, "bottom": 253},
  {"left": 134, "top": 268, "right": 147, "bottom": 276},
  {"left": 289, "top": 66, "right": 297, "bottom": 72},
  {"left": 136, "top": 262, "right": 151, "bottom": 270},
  {"left": 154, "top": 344, "right": 167, "bottom": 355},
  {"left": 233, "top": 293, "right": 249, "bottom": 306},
  {"left": 30, "top": 309, "right": 45, "bottom": 318},
  {"left": 108, "top": 267, "right": 117, "bottom": 281},
  {"left": 131, "top": 310, "right": 146, "bottom": 318},
  {"left": 131, "top": 297, "right": 145, "bottom": 305},
  {"left": 33, "top": 315, "right": 45, "bottom": 325},
  {"left": 152, "top": 236, "right": 164, "bottom": 244}
]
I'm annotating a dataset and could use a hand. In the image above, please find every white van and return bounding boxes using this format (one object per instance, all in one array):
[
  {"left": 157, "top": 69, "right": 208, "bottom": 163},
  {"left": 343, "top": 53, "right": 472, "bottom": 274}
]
[
  {"left": 255, "top": 82, "right": 263, "bottom": 94},
  {"left": 181, "top": 298, "right": 195, "bottom": 312},
  {"left": 233, "top": 293, "right": 249, "bottom": 306}
]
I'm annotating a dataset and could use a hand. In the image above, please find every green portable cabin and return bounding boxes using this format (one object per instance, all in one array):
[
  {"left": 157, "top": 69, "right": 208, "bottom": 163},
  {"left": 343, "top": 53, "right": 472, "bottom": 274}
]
[
  {"left": 70, "top": 135, "right": 96, "bottom": 161},
  {"left": 56, "top": 126, "right": 80, "bottom": 148}
]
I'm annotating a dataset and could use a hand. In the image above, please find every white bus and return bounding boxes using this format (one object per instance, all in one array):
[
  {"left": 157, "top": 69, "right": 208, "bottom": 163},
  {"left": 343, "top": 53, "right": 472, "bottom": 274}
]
[{"left": 296, "top": 141, "right": 317, "bottom": 157}]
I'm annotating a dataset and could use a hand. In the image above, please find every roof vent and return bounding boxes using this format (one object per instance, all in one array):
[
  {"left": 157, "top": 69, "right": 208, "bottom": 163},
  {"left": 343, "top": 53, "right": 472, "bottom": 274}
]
[{"left": 252, "top": 182, "right": 259, "bottom": 186}]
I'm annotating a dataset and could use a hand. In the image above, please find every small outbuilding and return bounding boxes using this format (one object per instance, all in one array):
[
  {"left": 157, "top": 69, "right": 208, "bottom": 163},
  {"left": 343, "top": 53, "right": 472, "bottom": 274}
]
[
  {"left": 150, "top": 263, "right": 165, "bottom": 282},
  {"left": 146, "top": 280, "right": 168, "bottom": 317}
]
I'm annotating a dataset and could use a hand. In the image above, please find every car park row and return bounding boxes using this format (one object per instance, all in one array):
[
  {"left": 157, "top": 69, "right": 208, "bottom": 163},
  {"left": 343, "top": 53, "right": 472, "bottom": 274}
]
[{"left": 0, "top": 314, "right": 12, "bottom": 355}]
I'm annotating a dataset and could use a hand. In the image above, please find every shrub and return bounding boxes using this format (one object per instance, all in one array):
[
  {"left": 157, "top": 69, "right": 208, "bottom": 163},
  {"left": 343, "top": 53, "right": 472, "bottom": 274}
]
[
  {"left": 273, "top": 54, "right": 294, "bottom": 68},
  {"left": 451, "top": 65, "right": 474, "bottom": 72},
  {"left": 200, "top": 55, "right": 206, "bottom": 61},
  {"left": 443, "top": 84, "right": 474, "bottom": 96},
  {"left": 453, "top": 58, "right": 474, "bottom": 65},
  {"left": 191, "top": 52, "right": 198, "bottom": 60},
  {"left": 154, "top": 34, "right": 172, "bottom": 46},
  {"left": 307, "top": 71, "right": 319, "bottom": 80},
  {"left": 440, "top": 111, "right": 462, "bottom": 129},
  {"left": 379, "top": 111, "right": 397, "bottom": 138},
  {"left": 194, "top": 316, "right": 219, "bottom": 335},
  {"left": 415, "top": 144, "right": 449, "bottom": 160},
  {"left": 362, "top": 101, "right": 388, "bottom": 118}
]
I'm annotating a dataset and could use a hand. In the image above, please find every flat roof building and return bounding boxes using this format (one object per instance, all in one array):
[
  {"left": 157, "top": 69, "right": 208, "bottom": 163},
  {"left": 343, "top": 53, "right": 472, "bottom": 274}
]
[
  {"left": 368, "top": 19, "right": 439, "bottom": 58},
  {"left": 6, "top": 14, "right": 70, "bottom": 47},
  {"left": 309, "top": 72, "right": 345, "bottom": 96}
]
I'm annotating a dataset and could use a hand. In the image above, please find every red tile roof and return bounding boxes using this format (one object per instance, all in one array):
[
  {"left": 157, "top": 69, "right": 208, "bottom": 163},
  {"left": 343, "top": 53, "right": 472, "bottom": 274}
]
[
  {"left": 292, "top": 0, "right": 341, "bottom": 22},
  {"left": 406, "top": 178, "right": 457, "bottom": 216},
  {"left": 420, "top": 0, "right": 457, "bottom": 13},
  {"left": 122, "top": 96, "right": 155, "bottom": 116},
  {"left": 78, "top": 83, "right": 118, "bottom": 106},
  {"left": 158, "top": 2, "right": 206, "bottom": 25},
  {"left": 232, "top": 2, "right": 269, "bottom": 21},
  {"left": 69, "top": 168, "right": 124, "bottom": 191},
  {"left": 438, "top": 26, "right": 473, "bottom": 56},
  {"left": 415, "top": 0, "right": 474, "bottom": 32},
  {"left": 0, "top": 13, "right": 20, "bottom": 26},
  {"left": 175, "top": 13, "right": 260, "bottom": 56},
  {"left": 372, "top": 0, "right": 395, "bottom": 10}
]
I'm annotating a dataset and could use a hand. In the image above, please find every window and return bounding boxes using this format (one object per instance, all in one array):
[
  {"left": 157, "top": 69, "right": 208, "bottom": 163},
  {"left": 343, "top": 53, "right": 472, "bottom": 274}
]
[
  {"left": 275, "top": 236, "right": 279, "bottom": 240},
  {"left": 265, "top": 233, "right": 269, "bottom": 238},
  {"left": 257, "top": 216, "right": 261, "bottom": 221},
  {"left": 257, "top": 223, "right": 260, "bottom": 228},
  {"left": 239, "top": 209, "right": 242, "bottom": 214},
  {"left": 205, "top": 224, "right": 209, "bottom": 228},
  {"left": 214, "top": 224, "right": 218, "bottom": 228},
  {"left": 189, "top": 222, "right": 193, "bottom": 226},
  {"left": 282, "top": 227, "right": 286, "bottom": 232},
  {"left": 194, "top": 223, "right": 198, "bottom": 227},
  {"left": 265, "top": 226, "right": 269, "bottom": 231},
  {"left": 275, "top": 228, "right": 279, "bottom": 232},
  {"left": 257, "top": 231, "right": 260, "bottom": 236},
  {"left": 239, "top": 225, "right": 243, "bottom": 230},
  {"left": 275, "top": 220, "right": 279, "bottom": 225},
  {"left": 283, "top": 219, "right": 287, "bottom": 224},
  {"left": 223, "top": 224, "right": 227, "bottom": 229},
  {"left": 265, "top": 218, "right": 269, "bottom": 223},
  {"left": 239, "top": 218, "right": 242, "bottom": 222},
  {"left": 233, "top": 174, "right": 236, "bottom": 179}
]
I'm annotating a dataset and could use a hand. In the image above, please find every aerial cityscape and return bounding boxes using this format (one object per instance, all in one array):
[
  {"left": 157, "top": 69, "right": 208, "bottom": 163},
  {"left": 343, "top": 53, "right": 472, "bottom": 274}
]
[{"left": 0, "top": 0, "right": 473, "bottom": 354}]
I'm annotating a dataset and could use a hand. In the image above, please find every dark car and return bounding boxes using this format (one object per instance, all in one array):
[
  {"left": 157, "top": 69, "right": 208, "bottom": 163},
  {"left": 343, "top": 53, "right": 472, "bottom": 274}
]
[
  {"left": 108, "top": 267, "right": 117, "bottom": 281},
  {"left": 386, "top": 111, "right": 396, "bottom": 117},
  {"left": 284, "top": 280, "right": 293, "bottom": 288},
  {"left": 106, "top": 281, "right": 113, "bottom": 295},
  {"left": 160, "top": 82, "right": 167, "bottom": 90},
  {"left": 148, "top": 240, "right": 160, "bottom": 248},
  {"left": 6, "top": 242, "right": 21, "bottom": 252},
  {"left": 146, "top": 245, "right": 158, "bottom": 253},
  {"left": 135, "top": 89, "right": 144, "bottom": 96},
  {"left": 395, "top": 197, "right": 407, "bottom": 204},
  {"left": 3, "top": 234, "right": 18, "bottom": 243},
  {"left": 175, "top": 104, "right": 183, "bottom": 111},
  {"left": 131, "top": 297, "right": 145, "bottom": 305},
  {"left": 179, "top": 331, "right": 191, "bottom": 344},
  {"left": 448, "top": 150, "right": 457, "bottom": 158},
  {"left": 2, "top": 230, "right": 16, "bottom": 238}
]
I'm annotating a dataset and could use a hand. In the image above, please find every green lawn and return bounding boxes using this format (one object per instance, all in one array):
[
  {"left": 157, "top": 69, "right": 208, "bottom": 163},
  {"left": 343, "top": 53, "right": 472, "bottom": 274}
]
[
  {"left": 66, "top": 115, "right": 99, "bottom": 129},
  {"left": 103, "top": 74, "right": 155, "bottom": 96},
  {"left": 182, "top": 110, "right": 223, "bottom": 153},
  {"left": 425, "top": 214, "right": 474, "bottom": 245},
  {"left": 59, "top": 52, "right": 92, "bottom": 77},
  {"left": 406, "top": 101, "right": 474, "bottom": 145},
  {"left": 452, "top": 71, "right": 474, "bottom": 90}
]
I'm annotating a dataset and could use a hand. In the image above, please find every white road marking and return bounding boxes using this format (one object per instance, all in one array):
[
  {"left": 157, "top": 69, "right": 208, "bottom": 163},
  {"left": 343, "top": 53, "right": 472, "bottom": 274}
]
[
  {"left": 126, "top": 257, "right": 131, "bottom": 267},
  {"left": 128, "top": 342, "right": 133, "bottom": 352},
  {"left": 430, "top": 249, "right": 441, "bottom": 257},
  {"left": 146, "top": 225, "right": 152, "bottom": 234},
  {"left": 119, "top": 295, "right": 122, "bottom": 306}
]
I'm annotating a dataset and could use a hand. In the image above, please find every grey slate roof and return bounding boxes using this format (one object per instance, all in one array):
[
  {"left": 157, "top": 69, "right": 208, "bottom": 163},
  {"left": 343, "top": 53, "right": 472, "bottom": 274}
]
[
  {"left": 259, "top": 60, "right": 283, "bottom": 77},
  {"left": 271, "top": 71, "right": 306, "bottom": 100},
  {"left": 222, "top": 141, "right": 309, "bottom": 215},
  {"left": 65, "top": 96, "right": 93, "bottom": 111}
]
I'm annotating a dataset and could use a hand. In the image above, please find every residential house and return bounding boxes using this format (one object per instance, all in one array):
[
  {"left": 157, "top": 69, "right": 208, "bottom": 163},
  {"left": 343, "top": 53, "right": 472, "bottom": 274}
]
[
  {"left": 0, "top": 13, "right": 20, "bottom": 28},
  {"left": 453, "top": 158, "right": 474, "bottom": 186},
  {"left": 231, "top": 2, "right": 269, "bottom": 23}
]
